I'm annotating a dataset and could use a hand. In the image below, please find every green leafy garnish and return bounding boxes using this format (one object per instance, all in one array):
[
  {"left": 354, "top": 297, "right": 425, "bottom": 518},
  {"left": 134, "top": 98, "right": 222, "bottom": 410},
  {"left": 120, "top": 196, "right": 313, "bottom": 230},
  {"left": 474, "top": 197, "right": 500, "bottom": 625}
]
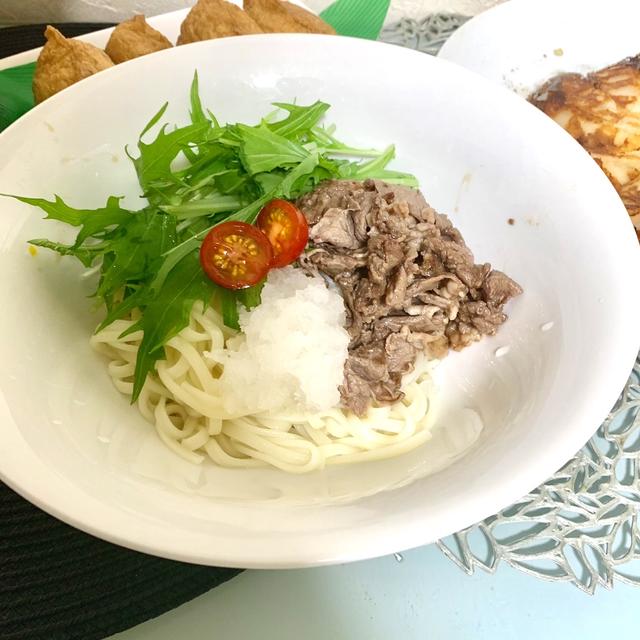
[
  {"left": 8, "top": 73, "right": 418, "bottom": 400},
  {"left": 219, "top": 288, "right": 241, "bottom": 331},
  {"left": 131, "top": 251, "right": 214, "bottom": 399}
]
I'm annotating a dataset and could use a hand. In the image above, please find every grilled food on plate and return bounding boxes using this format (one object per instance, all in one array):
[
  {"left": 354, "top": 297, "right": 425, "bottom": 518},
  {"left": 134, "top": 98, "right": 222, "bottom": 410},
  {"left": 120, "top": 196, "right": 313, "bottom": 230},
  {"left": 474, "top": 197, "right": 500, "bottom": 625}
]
[
  {"left": 33, "top": 26, "right": 113, "bottom": 103},
  {"left": 531, "top": 56, "right": 640, "bottom": 237},
  {"left": 177, "top": 0, "right": 263, "bottom": 44},
  {"left": 105, "top": 15, "right": 173, "bottom": 63},
  {"left": 32, "top": 1, "right": 335, "bottom": 102}
]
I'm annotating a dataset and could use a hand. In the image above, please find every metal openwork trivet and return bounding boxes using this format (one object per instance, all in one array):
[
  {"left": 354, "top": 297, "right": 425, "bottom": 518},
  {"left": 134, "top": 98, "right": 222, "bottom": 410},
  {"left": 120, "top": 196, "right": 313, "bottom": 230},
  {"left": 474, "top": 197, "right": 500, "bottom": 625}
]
[
  {"left": 381, "top": 13, "right": 470, "bottom": 55},
  {"left": 381, "top": 14, "right": 640, "bottom": 593},
  {"left": 437, "top": 353, "right": 640, "bottom": 594}
]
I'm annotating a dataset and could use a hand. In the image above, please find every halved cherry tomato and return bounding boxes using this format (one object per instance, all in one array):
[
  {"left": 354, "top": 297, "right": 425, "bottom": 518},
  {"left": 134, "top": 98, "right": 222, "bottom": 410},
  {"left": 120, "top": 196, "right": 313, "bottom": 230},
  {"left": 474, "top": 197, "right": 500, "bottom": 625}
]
[
  {"left": 256, "top": 199, "right": 309, "bottom": 268},
  {"left": 199, "top": 221, "right": 273, "bottom": 290}
]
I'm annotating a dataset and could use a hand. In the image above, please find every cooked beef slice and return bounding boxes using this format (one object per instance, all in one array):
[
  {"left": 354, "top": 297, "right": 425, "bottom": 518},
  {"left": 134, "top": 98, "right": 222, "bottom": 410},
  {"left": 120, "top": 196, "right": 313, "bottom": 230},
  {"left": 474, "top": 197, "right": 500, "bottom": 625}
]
[{"left": 298, "top": 179, "right": 522, "bottom": 415}]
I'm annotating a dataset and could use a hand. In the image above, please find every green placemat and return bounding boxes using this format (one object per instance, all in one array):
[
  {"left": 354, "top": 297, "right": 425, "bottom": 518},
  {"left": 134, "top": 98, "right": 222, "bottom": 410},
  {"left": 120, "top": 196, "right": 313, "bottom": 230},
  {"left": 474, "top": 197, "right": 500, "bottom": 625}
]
[
  {"left": 0, "top": 62, "right": 35, "bottom": 131},
  {"left": 321, "top": 0, "right": 390, "bottom": 39}
]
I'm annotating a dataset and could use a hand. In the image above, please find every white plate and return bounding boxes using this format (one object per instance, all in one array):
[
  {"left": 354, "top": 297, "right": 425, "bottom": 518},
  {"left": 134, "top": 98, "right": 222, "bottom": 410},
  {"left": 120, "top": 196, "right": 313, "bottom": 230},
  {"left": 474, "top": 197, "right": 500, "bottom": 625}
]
[
  {"left": 0, "top": 0, "right": 308, "bottom": 70},
  {"left": 0, "top": 35, "right": 638, "bottom": 568},
  {"left": 439, "top": 0, "right": 640, "bottom": 96}
]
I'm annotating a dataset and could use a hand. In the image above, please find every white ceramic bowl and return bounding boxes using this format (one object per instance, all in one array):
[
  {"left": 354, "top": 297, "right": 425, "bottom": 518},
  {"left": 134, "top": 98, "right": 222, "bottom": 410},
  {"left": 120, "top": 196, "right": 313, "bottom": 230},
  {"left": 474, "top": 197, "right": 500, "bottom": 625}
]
[{"left": 0, "top": 35, "right": 638, "bottom": 568}]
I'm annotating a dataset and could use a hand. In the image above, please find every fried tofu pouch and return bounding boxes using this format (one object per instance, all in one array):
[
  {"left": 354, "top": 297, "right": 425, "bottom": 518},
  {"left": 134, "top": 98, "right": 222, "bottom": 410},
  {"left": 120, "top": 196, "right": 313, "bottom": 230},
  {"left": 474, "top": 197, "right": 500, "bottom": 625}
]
[
  {"left": 105, "top": 15, "right": 172, "bottom": 63},
  {"left": 32, "top": 26, "right": 114, "bottom": 103},
  {"left": 244, "top": 0, "right": 335, "bottom": 34},
  {"left": 531, "top": 56, "right": 640, "bottom": 237},
  {"left": 178, "top": 0, "right": 263, "bottom": 45}
]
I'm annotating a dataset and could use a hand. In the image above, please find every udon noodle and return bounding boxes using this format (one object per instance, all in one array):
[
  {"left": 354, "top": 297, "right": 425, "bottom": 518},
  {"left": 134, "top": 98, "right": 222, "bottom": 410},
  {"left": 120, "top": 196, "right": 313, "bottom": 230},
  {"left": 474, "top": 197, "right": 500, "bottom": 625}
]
[{"left": 90, "top": 302, "right": 437, "bottom": 473}]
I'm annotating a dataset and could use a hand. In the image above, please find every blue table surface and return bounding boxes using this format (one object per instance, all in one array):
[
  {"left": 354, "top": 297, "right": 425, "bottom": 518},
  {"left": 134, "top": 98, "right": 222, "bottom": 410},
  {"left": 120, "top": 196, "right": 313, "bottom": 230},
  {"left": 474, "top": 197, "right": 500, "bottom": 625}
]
[{"left": 110, "top": 542, "right": 639, "bottom": 639}]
